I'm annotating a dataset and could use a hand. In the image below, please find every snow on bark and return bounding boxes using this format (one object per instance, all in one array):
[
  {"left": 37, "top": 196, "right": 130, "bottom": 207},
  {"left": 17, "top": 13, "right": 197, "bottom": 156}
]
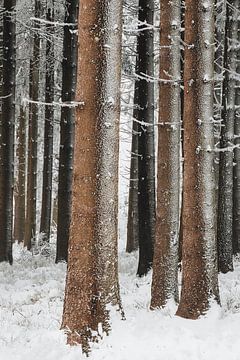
[
  {"left": 176, "top": 0, "right": 220, "bottom": 319},
  {"left": 151, "top": 0, "right": 181, "bottom": 308},
  {"left": 217, "top": 0, "right": 238, "bottom": 273}
]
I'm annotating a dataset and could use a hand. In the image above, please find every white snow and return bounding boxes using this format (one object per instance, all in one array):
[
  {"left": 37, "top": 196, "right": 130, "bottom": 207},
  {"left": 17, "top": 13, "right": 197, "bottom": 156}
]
[{"left": 1, "top": 243, "right": 240, "bottom": 360}]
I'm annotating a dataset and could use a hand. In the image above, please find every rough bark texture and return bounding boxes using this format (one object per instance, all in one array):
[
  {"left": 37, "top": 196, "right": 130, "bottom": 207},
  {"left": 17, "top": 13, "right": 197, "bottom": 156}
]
[
  {"left": 40, "top": 3, "right": 55, "bottom": 244},
  {"left": 233, "top": 6, "right": 240, "bottom": 254},
  {"left": 24, "top": 0, "right": 41, "bottom": 250},
  {"left": 131, "top": 0, "right": 155, "bottom": 276},
  {"left": 217, "top": 0, "right": 238, "bottom": 272},
  {"left": 14, "top": 106, "right": 26, "bottom": 244},
  {"left": 151, "top": 0, "right": 181, "bottom": 308},
  {"left": 61, "top": 0, "right": 123, "bottom": 351},
  {"left": 56, "top": 0, "right": 78, "bottom": 263},
  {"left": 176, "top": 0, "right": 219, "bottom": 319},
  {"left": 0, "top": 0, "right": 16, "bottom": 263}
]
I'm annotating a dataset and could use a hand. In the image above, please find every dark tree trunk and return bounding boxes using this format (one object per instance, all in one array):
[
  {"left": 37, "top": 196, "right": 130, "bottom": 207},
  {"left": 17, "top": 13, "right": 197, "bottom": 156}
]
[
  {"left": 40, "top": 1, "right": 55, "bottom": 244},
  {"left": 131, "top": 0, "right": 155, "bottom": 277},
  {"left": 24, "top": 0, "right": 42, "bottom": 250},
  {"left": 56, "top": 0, "right": 79, "bottom": 263},
  {"left": 0, "top": 0, "right": 16, "bottom": 263},
  {"left": 217, "top": 0, "right": 238, "bottom": 273},
  {"left": 233, "top": 6, "right": 240, "bottom": 254},
  {"left": 14, "top": 106, "right": 26, "bottom": 244}
]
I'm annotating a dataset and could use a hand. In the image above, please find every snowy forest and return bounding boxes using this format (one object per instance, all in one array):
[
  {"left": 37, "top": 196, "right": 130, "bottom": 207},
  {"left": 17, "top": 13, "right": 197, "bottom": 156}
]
[{"left": 0, "top": 0, "right": 240, "bottom": 359}]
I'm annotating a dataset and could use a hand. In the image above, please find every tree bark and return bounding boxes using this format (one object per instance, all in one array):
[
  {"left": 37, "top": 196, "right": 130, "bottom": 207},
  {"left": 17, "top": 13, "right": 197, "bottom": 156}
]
[
  {"left": 176, "top": 0, "right": 219, "bottom": 319},
  {"left": 232, "top": 4, "right": 240, "bottom": 254},
  {"left": 151, "top": 0, "right": 181, "bottom": 308},
  {"left": 217, "top": 0, "right": 238, "bottom": 272},
  {"left": 40, "top": 1, "right": 55, "bottom": 244},
  {"left": 14, "top": 106, "right": 26, "bottom": 244},
  {"left": 0, "top": 0, "right": 16, "bottom": 263},
  {"left": 24, "top": 0, "right": 42, "bottom": 250},
  {"left": 61, "top": 0, "right": 123, "bottom": 351},
  {"left": 129, "top": 0, "right": 155, "bottom": 276},
  {"left": 56, "top": 0, "right": 78, "bottom": 263}
]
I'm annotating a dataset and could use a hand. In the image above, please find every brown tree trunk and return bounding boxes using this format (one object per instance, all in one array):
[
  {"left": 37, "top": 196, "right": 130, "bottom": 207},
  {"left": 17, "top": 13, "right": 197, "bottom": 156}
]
[
  {"left": 151, "top": 0, "right": 181, "bottom": 308},
  {"left": 176, "top": 0, "right": 219, "bottom": 319},
  {"left": 14, "top": 106, "right": 26, "bottom": 243},
  {"left": 61, "top": 0, "right": 123, "bottom": 351}
]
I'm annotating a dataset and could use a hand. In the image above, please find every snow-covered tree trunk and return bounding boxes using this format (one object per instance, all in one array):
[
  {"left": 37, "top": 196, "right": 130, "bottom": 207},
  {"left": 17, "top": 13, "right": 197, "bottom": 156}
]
[
  {"left": 233, "top": 6, "right": 240, "bottom": 254},
  {"left": 150, "top": 0, "right": 181, "bottom": 308},
  {"left": 217, "top": 0, "right": 238, "bottom": 273},
  {"left": 56, "top": 0, "right": 78, "bottom": 263},
  {"left": 176, "top": 0, "right": 219, "bottom": 319},
  {"left": 24, "top": 0, "right": 42, "bottom": 250},
  {"left": 14, "top": 106, "right": 26, "bottom": 244},
  {"left": 40, "top": 1, "right": 55, "bottom": 244},
  {"left": 0, "top": 0, "right": 16, "bottom": 263},
  {"left": 61, "top": 0, "right": 123, "bottom": 351}
]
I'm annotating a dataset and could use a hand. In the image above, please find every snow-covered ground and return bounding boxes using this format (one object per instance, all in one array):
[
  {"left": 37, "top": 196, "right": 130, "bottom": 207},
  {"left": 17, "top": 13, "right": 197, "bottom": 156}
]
[{"left": 1, "top": 243, "right": 240, "bottom": 360}]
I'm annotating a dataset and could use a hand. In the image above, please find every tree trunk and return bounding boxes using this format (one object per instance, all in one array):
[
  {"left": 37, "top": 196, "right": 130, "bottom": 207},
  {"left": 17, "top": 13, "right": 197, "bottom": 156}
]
[
  {"left": 40, "top": 1, "right": 55, "bottom": 244},
  {"left": 56, "top": 0, "right": 78, "bottom": 263},
  {"left": 233, "top": 6, "right": 240, "bottom": 254},
  {"left": 151, "top": 0, "right": 181, "bottom": 308},
  {"left": 24, "top": 0, "right": 42, "bottom": 250},
  {"left": 14, "top": 106, "right": 26, "bottom": 244},
  {"left": 61, "top": 0, "right": 123, "bottom": 351},
  {"left": 0, "top": 0, "right": 16, "bottom": 263},
  {"left": 176, "top": 0, "right": 219, "bottom": 319},
  {"left": 217, "top": 0, "right": 238, "bottom": 272},
  {"left": 131, "top": 0, "right": 155, "bottom": 277}
]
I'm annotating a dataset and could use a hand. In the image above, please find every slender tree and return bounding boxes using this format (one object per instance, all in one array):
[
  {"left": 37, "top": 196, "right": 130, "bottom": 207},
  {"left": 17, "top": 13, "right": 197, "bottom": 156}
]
[
  {"left": 62, "top": 0, "right": 123, "bottom": 351},
  {"left": 127, "top": 0, "right": 155, "bottom": 276},
  {"left": 151, "top": 0, "right": 181, "bottom": 308},
  {"left": 176, "top": 0, "right": 219, "bottom": 319},
  {"left": 14, "top": 106, "right": 26, "bottom": 243},
  {"left": 56, "top": 0, "right": 78, "bottom": 262},
  {"left": 217, "top": 0, "right": 238, "bottom": 272},
  {"left": 40, "top": 0, "right": 55, "bottom": 244},
  {"left": 24, "top": 0, "right": 42, "bottom": 250},
  {"left": 233, "top": 7, "right": 240, "bottom": 254},
  {"left": 0, "top": 0, "right": 16, "bottom": 263}
]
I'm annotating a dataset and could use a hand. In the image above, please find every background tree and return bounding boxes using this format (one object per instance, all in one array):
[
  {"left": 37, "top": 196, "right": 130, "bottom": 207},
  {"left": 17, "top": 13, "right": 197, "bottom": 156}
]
[
  {"left": 0, "top": 0, "right": 16, "bottom": 263},
  {"left": 56, "top": 0, "right": 79, "bottom": 263},
  {"left": 24, "top": 0, "right": 42, "bottom": 250},
  {"left": 217, "top": 0, "right": 238, "bottom": 273},
  {"left": 176, "top": 0, "right": 219, "bottom": 319},
  {"left": 151, "top": 0, "right": 181, "bottom": 308},
  {"left": 40, "top": 0, "right": 55, "bottom": 244}
]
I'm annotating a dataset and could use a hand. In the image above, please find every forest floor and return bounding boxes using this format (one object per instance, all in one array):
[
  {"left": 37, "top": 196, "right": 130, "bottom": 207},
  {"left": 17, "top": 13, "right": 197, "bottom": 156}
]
[{"left": 1, "top": 242, "right": 240, "bottom": 360}]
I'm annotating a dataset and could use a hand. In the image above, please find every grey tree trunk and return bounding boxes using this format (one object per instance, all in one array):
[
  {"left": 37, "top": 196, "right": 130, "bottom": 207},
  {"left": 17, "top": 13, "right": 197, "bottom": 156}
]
[
  {"left": 14, "top": 106, "right": 26, "bottom": 244},
  {"left": 217, "top": 0, "right": 238, "bottom": 273},
  {"left": 0, "top": 0, "right": 16, "bottom": 263},
  {"left": 40, "top": 1, "right": 55, "bottom": 244},
  {"left": 24, "top": 0, "right": 42, "bottom": 250},
  {"left": 176, "top": 0, "right": 219, "bottom": 319},
  {"left": 232, "top": 5, "right": 240, "bottom": 254},
  {"left": 56, "top": 0, "right": 79, "bottom": 263},
  {"left": 151, "top": 0, "right": 181, "bottom": 308}
]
